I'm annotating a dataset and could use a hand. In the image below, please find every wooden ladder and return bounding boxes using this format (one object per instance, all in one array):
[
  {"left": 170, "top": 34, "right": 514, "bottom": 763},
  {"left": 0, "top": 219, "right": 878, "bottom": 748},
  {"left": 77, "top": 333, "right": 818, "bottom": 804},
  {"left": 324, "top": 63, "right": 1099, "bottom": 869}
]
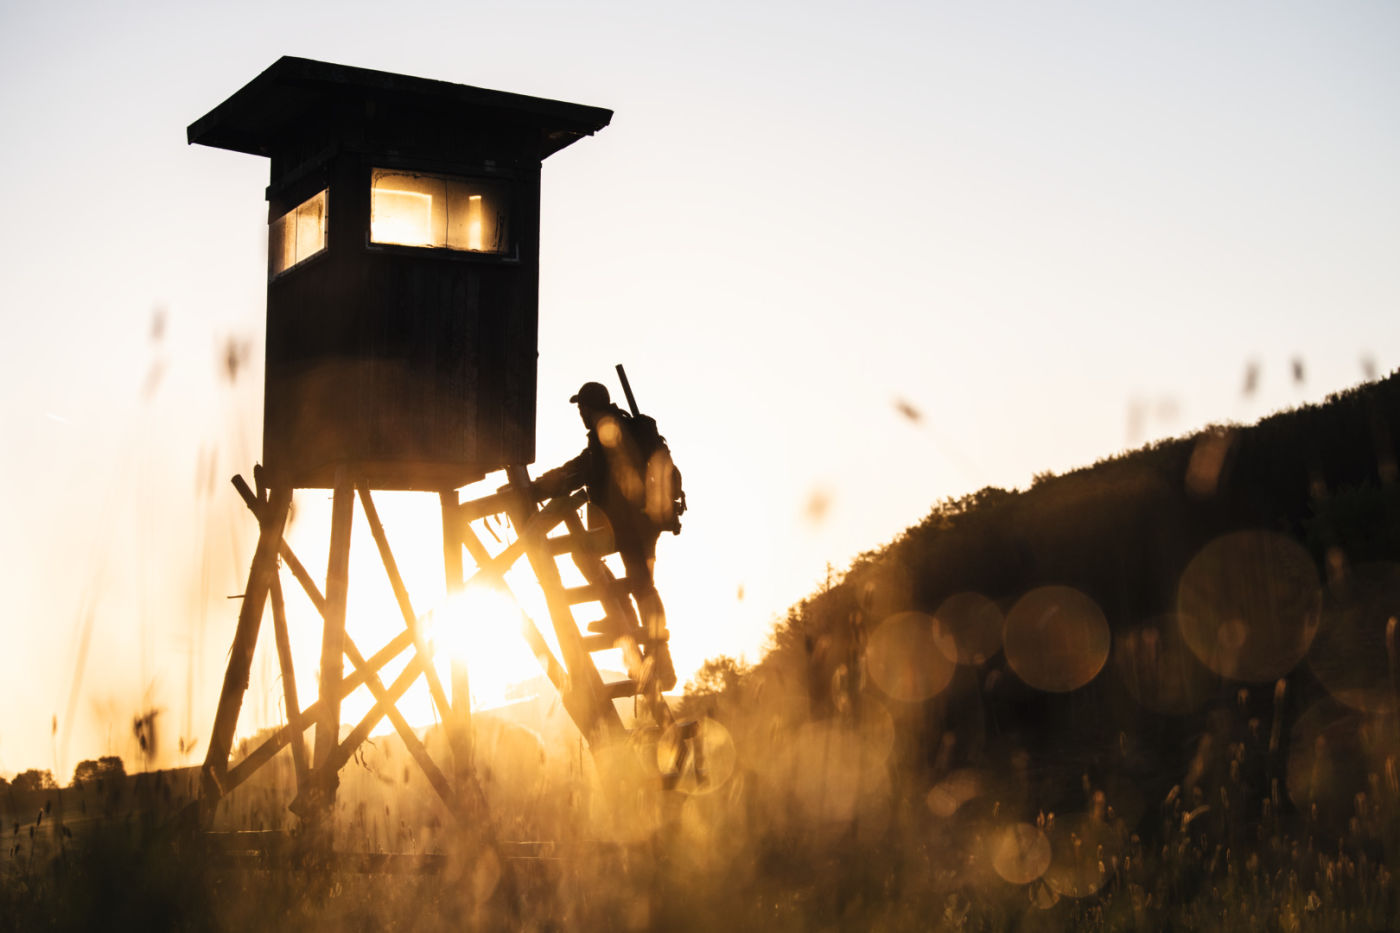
[{"left": 443, "top": 465, "right": 686, "bottom": 756}]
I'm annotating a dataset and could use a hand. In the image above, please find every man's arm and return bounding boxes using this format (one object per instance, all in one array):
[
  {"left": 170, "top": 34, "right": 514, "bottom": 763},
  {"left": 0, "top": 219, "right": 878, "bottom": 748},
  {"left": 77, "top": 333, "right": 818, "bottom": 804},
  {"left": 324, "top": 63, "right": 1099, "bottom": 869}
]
[{"left": 531, "top": 448, "right": 589, "bottom": 500}]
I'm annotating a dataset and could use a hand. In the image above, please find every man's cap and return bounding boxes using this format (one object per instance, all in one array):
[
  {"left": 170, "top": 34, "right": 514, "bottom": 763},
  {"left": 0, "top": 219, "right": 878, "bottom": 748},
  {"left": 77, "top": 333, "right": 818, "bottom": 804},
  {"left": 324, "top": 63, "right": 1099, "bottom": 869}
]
[{"left": 569, "top": 382, "right": 610, "bottom": 408}]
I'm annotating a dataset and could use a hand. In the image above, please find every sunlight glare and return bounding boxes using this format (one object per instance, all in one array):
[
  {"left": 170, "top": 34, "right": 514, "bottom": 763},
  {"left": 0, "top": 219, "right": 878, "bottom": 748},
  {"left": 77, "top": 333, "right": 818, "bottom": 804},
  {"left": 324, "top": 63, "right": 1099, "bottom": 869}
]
[{"left": 428, "top": 582, "right": 542, "bottom": 711}]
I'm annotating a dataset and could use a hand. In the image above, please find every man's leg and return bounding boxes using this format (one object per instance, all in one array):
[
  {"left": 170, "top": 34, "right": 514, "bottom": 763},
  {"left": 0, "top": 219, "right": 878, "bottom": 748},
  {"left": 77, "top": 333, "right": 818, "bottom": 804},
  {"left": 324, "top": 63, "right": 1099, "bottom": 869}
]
[{"left": 620, "top": 548, "right": 676, "bottom": 691}]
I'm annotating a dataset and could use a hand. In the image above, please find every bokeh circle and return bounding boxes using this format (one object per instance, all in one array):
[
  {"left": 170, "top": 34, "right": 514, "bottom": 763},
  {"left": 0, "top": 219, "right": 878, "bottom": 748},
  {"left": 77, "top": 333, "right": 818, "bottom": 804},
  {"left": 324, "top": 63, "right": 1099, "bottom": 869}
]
[
  {"left": 656, "top": 717, "right": 737, "bottom": 795},
  {"left": 1004, "top": 587, "right": 1110, "bottom": 692},
  {"left": 1308, "top": 561, "right": 1400, "bottom": 713},
  {"left": 1043, "top": 813, "right": 1123, "bottom": 898},
  {"left": 990, "top": 822, "right": 1052, "bottom": 885},
  {"left": 1177, "top": 530, "right": 1321, "bottom": 683},
  {"left": 866, "top": 611, "right": 957, "bottom": 702},
  {"left": 933, "top": 592, "right": 1004, "bottom": 665},
  {"left": 1112, "top": 614, "right": 1218, "bottom": 715}
]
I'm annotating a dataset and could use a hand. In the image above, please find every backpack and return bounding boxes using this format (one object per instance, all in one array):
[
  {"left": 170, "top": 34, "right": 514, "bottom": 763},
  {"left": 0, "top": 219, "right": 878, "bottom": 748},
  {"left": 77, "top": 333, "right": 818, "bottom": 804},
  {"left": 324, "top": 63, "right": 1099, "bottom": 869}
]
[{"left": 629, "top": 412, "right": 686, "bottom": 534}]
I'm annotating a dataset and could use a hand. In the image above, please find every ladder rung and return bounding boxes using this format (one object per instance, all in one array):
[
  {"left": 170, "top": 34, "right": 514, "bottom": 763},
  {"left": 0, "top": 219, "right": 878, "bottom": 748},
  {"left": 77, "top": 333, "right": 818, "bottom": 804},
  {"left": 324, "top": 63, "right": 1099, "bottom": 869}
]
[
  {"left": 457, "top": 491, "right": 511, "bottom": 522},
  {"left": 580, "top": 634, "right": 616, "bottom": 652},
  {"left": 564, "top": 583, "right": 600, "bottom": 604},
  {"left": 564, "top": 582, "right": 626, "bottom": 604},
  {"left": 604, "top": 679, "right": 638, "bottom": 699},
  {"left": 563, "top": 577, "right": 643, "bottom": 604},
  {"left": 545, "top": 532, "right": 608, "bottom": 556}
]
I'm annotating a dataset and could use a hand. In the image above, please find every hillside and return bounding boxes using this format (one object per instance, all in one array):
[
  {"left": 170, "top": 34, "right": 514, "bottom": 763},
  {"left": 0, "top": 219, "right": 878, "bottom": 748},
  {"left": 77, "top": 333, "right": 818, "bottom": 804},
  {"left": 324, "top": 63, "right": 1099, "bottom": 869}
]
[{"left": 690, "top": 370, "right": 1400, "bottom": 819}]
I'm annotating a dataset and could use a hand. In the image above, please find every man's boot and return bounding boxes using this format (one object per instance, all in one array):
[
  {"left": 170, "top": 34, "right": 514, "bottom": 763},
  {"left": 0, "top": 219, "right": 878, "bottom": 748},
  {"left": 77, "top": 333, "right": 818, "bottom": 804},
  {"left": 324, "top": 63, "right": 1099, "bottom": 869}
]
[{"left": 651, "top": 641, "right": 677, "bottom": 692}]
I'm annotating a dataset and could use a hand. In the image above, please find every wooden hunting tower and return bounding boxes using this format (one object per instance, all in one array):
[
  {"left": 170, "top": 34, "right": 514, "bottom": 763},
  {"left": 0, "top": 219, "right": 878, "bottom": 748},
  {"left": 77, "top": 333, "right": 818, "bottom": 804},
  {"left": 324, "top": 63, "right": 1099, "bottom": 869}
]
[
  {"left": 188, "top": 57, "right": 612, "bottom": 490},
  {"left": 189, "top": 62, "right": 698, "bottom": 853}
]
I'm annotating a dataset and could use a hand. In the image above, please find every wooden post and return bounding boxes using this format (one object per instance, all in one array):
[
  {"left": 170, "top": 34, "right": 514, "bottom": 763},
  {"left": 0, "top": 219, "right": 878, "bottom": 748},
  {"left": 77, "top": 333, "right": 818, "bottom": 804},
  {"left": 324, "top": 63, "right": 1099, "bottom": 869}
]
[
  {"left": 311, "top": 470, "right": 354, "bottom": 815},
  {"left": 269, "top": 575, "right": 309, "bottom": 790},
  {"left": 440, "top": 490, "right": 476, "bottom": 786},
  {"left": 201, "top": 483, "right": 292, "bottom": 810}
]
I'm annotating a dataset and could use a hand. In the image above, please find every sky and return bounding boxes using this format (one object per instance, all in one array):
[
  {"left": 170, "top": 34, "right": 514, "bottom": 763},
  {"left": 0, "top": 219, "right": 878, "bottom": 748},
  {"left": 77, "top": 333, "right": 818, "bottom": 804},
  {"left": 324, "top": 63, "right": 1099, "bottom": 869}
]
[{"left": 1, "top": 0, "right": 1397, "bottom": 779}]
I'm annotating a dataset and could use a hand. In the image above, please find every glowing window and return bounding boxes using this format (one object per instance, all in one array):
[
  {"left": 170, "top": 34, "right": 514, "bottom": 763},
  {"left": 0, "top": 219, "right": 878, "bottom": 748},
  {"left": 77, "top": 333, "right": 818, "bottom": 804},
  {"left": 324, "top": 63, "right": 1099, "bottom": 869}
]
[
  {"left": 370, "top": 169, "right": 511, "bottom": 254},
  {"left": 269, "top": 189, "right": 328, "bottom": 276}
]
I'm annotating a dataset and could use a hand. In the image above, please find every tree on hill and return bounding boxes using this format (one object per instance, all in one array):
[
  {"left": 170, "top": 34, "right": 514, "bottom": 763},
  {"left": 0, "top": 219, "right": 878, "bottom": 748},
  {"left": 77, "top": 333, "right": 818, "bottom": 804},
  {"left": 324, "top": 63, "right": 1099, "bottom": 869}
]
[
  {"left": 684, "top": 655, "right": 749, "bottom": 700},
  {"left": 72, "top": 755, "right": 126, "bottom": 787},
  {"left": 12, "top": 769, "right": 57, "bottom": 792}
]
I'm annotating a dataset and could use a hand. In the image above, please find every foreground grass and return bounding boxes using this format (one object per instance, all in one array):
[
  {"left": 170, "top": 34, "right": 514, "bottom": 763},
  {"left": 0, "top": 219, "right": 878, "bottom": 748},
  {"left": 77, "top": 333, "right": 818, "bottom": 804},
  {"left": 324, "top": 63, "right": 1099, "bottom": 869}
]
[{"left": 3, "top": 733, "right": 1397, "bottom": 933}]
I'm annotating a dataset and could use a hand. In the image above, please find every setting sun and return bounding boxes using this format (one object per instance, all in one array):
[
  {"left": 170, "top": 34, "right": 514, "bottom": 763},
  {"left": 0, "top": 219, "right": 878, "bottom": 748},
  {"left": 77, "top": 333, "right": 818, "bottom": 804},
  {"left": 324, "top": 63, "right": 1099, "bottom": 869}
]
[{"left": 426, "top": 580, "right": 544, "bottom": 711}]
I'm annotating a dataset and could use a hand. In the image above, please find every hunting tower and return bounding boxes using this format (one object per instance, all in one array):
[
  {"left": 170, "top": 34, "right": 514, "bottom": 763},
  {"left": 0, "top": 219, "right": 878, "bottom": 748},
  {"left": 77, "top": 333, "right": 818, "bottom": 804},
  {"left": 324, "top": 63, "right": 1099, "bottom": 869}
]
[
  {"left": 188, "top": 56, "right": 612, "bottom": 489},
  {"left": 189, "top": 62, "right": 694, "bottom": 859}
]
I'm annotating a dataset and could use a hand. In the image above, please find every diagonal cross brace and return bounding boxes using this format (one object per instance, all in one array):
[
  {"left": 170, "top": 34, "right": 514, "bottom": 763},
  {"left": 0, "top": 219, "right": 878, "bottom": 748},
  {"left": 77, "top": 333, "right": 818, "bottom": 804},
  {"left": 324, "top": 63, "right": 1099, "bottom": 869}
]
[
  {"left": 230, "top": 477, "right": 461, "bottom": 812},
  {"left": 356, "top": 484, "right": 454, "bottom": 725}
]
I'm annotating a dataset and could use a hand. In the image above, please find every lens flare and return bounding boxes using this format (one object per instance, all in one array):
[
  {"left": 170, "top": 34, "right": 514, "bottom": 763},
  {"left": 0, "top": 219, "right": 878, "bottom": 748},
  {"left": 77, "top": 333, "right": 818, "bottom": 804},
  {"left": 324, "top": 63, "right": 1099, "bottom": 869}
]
[
  {"left": 1112, "top": 614, "right": 1218, "bottom": 715},
  {"left": 925, "top": 768, "right": 986, "bottom": 819},
  {"left": 1308, "top": 561, "right": 1400, "bottom": 713},
  {"left": 990, "top": 822, "right": 1052, "bottom": 885},
  {"left": 1177, "top": 531, "right": 1321, "bottom": 683},
  {"left": 657, "top": 717, "right": 737, "bottom": 795},
  {"left": 1043, "top": 812, "right": 1122, "bottom": 897},
  {"left": 932, "top": 592, "right": 1003, "bottom": 665},
  {"left": 1185, "top": 428, "right": 1234, "bottom": 498},
  {"left": 1004, "top": 587, "right": 1109, "bottom": 693},
  {"left": 865, "top": 611, "right": 957, "bottom": 702},
  {"left": 1286, "top": 699, "right": 1398, "bottom": 830}
]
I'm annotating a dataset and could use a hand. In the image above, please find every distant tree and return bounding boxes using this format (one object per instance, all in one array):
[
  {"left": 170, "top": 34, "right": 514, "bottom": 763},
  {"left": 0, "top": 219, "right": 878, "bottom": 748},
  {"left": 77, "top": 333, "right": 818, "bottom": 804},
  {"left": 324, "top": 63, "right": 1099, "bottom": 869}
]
[
  {"left": 685, "top": 655, "right": 750, "bottom": 700},
  {"left": 72, "top": 760, "right": 99, "bottom": 786},
  {"left": 12, "top": 769, "right": 57, "bottom": 792},
  {"left": 0, "top": 774, "right": 9, "bottom": 791},
  {"left": 72, "top": 756, "right": 126, "bottom": 787}
]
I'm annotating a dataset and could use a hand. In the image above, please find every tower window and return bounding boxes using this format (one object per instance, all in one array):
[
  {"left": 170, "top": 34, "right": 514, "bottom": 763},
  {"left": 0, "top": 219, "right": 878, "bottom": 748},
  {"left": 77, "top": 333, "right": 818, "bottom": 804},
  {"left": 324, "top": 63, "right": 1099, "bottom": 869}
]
[
  {"left": 370, "top": 169, "right": 511, "bottom": 254},
  {"left": 269, "top": 189, "right": 328, "bottom": 277}
]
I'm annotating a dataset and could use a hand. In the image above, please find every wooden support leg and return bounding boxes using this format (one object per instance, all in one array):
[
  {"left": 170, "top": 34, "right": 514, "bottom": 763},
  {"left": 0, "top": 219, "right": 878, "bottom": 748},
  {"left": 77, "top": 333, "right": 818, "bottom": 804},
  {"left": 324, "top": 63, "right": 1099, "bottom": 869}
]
[
  {"left": 229, "top": 478, "right": 486, "bottom": 823},
  {"left": 440, "top": 491, "right": 476, "bottom": 786},
  {"left": 311, "top": 472, "right": 354, "bottom": 820},
  {"left": 269, "top": 575, "right": 309, "bottom": 791},
  {"left": 201, "top": 484, "right": 292, "bottom": 813}
]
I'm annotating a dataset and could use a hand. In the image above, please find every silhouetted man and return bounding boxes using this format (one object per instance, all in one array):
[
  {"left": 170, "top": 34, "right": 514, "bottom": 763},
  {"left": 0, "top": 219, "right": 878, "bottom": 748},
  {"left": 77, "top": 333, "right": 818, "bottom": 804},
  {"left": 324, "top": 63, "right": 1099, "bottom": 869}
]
[{"left": 533, "top": 381, "right": 677, "bottom": 691}]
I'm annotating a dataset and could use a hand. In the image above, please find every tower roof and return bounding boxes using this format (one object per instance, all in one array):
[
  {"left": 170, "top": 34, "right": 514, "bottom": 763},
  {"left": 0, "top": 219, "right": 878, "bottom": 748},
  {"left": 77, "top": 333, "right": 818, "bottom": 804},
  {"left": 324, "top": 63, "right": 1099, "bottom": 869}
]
[{"left": 188, "top": 56, "right": 612, "bottom": 160}]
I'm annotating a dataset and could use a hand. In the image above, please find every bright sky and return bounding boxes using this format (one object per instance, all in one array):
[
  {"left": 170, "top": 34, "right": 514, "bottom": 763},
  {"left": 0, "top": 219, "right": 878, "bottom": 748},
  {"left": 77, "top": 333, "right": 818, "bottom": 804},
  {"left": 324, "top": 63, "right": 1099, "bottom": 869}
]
[{"left": 1, "top": 0, "right": 1397, "bottom": 778}]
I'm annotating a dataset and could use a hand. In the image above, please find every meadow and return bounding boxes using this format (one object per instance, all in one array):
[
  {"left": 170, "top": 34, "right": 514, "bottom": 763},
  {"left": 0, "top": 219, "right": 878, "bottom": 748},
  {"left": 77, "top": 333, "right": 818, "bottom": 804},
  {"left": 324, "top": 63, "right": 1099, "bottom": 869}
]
[{"left": 4, "top": 375, "right": 1399, "bottom": 931}]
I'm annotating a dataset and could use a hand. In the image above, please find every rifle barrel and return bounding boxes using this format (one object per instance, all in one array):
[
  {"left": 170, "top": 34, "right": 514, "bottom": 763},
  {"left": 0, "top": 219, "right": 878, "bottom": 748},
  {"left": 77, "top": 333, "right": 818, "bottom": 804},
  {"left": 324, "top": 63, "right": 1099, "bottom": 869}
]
[{"left": 615, "top": 363, "right": 640, "bottom": 416}]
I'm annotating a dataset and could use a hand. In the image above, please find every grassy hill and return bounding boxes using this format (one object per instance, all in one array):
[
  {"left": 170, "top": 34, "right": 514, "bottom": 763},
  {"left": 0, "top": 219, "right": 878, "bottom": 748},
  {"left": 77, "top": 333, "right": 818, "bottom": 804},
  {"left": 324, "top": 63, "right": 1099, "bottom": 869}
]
[
  {"left": 6, "top": 375, "right": 1399, "bottom": 931},
  {"left": 670, "top": 372, "right": 1400, "bottom": 927}
]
